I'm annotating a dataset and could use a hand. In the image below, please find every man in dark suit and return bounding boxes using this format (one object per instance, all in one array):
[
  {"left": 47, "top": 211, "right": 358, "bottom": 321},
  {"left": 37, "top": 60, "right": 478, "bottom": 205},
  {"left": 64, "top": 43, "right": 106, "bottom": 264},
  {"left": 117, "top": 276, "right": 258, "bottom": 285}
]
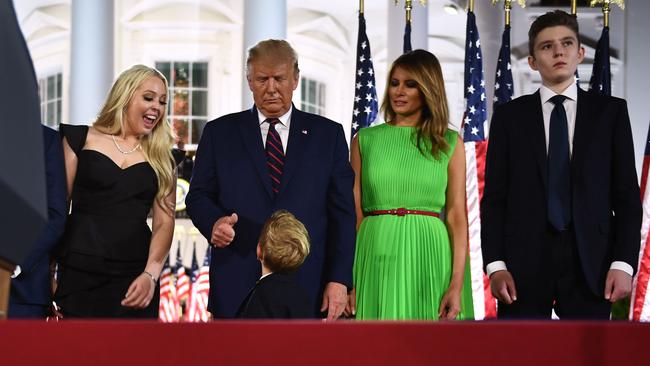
[
  {"left": 481, "top": 10, "right": 641, "bottom": 319},
  {"left": 9, "top": 125, "right": 67, "bottom": 318},
  {"left": 186, "top": 39, "right": 355, "bottom": 320}
]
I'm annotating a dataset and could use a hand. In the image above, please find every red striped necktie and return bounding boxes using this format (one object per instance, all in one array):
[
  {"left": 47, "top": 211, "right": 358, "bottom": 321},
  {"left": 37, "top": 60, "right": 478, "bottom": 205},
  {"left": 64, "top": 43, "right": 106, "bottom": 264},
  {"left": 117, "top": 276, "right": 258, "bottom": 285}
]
[{"left": 265, "top": 118, "right": 284, "bottom": 195}]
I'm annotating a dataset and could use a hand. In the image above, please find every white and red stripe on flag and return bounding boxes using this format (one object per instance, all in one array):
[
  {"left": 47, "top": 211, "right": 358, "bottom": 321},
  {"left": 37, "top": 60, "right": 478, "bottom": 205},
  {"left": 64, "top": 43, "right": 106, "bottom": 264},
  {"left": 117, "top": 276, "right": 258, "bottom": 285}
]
[
  {"left": 187, "top": 263, "right": 210, "bottom": 322},
  {"left": 159, "top": 264, "right": 180, "bottom": 322},
  {"left": 176, "top": 266, "right": 191, "bottom": 304},
  {"left": 631, "top": 125, "right": 650, "bottom": 321},
  {"left": 465, "top": 140, "right": 497, "bottom": 320}
]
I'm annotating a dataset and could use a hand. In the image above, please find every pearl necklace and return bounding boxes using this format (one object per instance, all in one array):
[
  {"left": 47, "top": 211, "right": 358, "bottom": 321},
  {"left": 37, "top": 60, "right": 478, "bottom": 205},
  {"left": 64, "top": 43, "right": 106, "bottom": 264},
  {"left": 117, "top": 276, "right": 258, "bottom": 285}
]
[{"left": 111, "top": 135, "right": 141, "bottom": 154}]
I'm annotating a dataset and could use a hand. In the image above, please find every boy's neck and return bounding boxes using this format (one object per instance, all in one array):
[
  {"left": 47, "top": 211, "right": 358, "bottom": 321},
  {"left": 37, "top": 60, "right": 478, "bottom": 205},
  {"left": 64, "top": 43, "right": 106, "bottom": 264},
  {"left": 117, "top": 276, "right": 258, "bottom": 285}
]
[
  {"left": 261, "top": 264, "right": 272, "bottom": 277},
  {"left": 542, "top": 76, "right": 575, "bottom": 95}
]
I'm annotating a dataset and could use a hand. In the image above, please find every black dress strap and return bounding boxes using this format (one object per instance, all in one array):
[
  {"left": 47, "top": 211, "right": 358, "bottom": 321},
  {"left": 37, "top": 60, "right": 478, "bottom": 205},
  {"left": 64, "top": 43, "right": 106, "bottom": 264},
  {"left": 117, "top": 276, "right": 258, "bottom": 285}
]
[{"left": 59, "top": 124, "right": 89, "bottom": 156}]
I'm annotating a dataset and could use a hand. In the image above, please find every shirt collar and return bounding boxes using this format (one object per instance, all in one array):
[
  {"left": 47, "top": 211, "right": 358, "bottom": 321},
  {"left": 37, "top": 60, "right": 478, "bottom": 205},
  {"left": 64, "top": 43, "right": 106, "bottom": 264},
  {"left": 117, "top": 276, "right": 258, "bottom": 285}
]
[
  {"left": 257, "top": 106, "right": 292, "bottom": 128},
  {"left": 540, "top": 78, "right": 578, "bottom": 104}
]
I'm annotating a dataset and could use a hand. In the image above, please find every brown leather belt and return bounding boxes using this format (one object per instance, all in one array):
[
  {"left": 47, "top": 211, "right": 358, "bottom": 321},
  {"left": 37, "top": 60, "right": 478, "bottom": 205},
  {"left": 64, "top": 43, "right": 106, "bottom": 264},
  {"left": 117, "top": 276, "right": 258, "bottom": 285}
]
[{"left": 365, "top": 208, "right": 440, "bottom": 218}]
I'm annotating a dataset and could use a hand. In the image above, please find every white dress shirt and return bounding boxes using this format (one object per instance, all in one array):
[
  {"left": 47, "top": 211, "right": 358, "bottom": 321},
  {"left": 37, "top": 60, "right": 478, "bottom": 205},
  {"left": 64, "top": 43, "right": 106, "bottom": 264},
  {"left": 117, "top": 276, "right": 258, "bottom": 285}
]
[
  {"left": 257, "top": 107, "right": 291, "bottom": 154},
  {"left": 487, "top": 80, "right": 633, "bottom": 277}
]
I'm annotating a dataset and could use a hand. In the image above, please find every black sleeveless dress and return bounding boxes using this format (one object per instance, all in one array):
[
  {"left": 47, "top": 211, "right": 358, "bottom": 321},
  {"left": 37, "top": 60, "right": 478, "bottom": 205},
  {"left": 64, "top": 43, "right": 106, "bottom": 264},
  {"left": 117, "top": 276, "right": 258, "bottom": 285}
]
[{"left": 55, "top": 124, "right": 162, "bottom": 318}]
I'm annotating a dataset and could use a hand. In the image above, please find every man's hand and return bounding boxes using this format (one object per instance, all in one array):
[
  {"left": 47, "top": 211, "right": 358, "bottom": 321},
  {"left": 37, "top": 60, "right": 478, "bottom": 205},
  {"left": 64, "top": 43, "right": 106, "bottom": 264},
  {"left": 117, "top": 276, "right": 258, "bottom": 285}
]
[
  {"left": 211, "top": 213, "right": 238, "bottom": 247},
  {"left": 490, "top": 270, "right": 517, "bottom": 305},
  {"left": 320, "top": 282, "right": 347, "bottom": 321},
  {"left": 604, "top": 269, "right": 632, "bottom": 303},
  {"left": 343, "top": 288, "right": 356, "bottom": 317}
]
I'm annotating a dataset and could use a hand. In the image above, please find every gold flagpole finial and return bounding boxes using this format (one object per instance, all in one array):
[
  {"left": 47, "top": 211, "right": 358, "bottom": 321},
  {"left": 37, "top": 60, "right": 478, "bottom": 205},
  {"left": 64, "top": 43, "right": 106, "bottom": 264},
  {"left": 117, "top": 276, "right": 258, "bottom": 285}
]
[
  {"left": 571, "top": 0, "right": 577, "bottom": 15},
  {"left": 405, "top": 0, "right": 412, "bottom": 23},
  {"left": 360, "top": 0, "right": 364, "bottom": 14},
  {"left": 393, "top": 1, "right": 427, "bottom": 23},
  {"left": 491, "top": 0, "right": 526, "bottom": 26},
  {"left": 591, "top": 1, "right": 625, "bottom": 28},
  {"left": 469, "top": 0, "right": 474, "bottom": 12}
]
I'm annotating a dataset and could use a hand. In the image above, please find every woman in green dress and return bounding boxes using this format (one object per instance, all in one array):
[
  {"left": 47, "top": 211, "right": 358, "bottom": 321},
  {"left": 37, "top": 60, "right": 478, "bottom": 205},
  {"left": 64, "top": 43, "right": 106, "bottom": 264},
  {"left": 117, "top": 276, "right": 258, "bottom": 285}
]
[{"left": 347, "top": 50, "right": 473, "bottom": 320}]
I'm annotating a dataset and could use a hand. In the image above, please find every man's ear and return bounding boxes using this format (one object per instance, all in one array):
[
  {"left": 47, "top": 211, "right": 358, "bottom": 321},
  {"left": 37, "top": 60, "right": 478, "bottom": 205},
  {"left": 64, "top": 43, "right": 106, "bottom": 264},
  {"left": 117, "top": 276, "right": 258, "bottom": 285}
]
[
  {"left": 577, "top": 45, "right": 585, "bottom": 64},
  {"left": 528, "top": 55, "right": 538, "bottom": 71},
  {"left": 247, "top": 74, "right": 254, "bottom": 91},
  {"left": 256, "top": 243, "right": 262, "bottom": 261}
]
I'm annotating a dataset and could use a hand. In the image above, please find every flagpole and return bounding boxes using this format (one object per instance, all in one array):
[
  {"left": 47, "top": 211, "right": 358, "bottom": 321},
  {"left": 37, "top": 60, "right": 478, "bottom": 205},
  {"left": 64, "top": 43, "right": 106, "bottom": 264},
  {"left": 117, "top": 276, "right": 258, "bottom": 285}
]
[
  {"left": 405, "top": 0, "right": 412, "bottom": 22},
  {"left": 602, "top": 0, "right": 610, "bottom": 27},
  {"left": 571, "top": 0, "right": 577, "bottom": 15},
  {"left": 504, "top": 0, "right": 512, "bottom": 26},
  {"left": 469, "top": 0, "right": 474, "bottom": 12},
  {"left": 360, "top": 0, "right": 364, "bottom": 15}
]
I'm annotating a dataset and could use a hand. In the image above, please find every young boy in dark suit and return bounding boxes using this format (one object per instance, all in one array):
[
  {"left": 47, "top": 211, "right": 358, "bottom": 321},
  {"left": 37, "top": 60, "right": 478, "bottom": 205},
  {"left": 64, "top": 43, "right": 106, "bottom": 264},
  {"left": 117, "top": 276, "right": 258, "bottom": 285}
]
[
  {"left": 481, "top": 10, "right": 641, "bottom": 319},
  {"left": 236, "top": 210, "right": 312, "bottom": 319}
]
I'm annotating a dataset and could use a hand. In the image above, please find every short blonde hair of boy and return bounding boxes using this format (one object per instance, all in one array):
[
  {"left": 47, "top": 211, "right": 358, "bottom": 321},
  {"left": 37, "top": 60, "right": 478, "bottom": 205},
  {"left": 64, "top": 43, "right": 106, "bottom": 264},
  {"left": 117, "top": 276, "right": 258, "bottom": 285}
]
[{"left": 259, "top": 210, "right": 310, "bottom": 274}]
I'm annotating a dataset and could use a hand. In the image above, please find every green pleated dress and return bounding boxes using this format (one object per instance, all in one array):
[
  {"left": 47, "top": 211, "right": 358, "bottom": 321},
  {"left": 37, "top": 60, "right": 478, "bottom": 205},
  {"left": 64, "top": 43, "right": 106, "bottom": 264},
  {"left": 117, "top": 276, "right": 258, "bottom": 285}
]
[{"left": 354, "top": 123, "right": 474, "bottom": 320}]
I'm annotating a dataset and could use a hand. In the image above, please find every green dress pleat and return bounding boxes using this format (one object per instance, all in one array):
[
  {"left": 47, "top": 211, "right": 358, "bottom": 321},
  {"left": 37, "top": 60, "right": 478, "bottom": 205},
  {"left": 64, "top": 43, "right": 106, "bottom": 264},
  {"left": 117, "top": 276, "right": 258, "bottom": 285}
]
[{"left": 354, "top": 123, "right": 474, "bottom": 320}]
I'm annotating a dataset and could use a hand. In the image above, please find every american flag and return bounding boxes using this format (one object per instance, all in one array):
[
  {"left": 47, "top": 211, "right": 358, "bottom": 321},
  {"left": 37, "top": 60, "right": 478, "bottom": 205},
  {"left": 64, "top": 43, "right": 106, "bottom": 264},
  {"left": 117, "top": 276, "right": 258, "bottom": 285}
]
[
  {"left": 463, "top": 10, "right": 489, "bottom": 320},
  {"left": 175, "top": 248, "right": 191, "bottom": 306},
  {"left": 631, "top": 124, "right": 650, "bottom": 321},
  {"left": 493, "top": 25, "right": 514, "bottom": 108},
  {"left": 187, "top": 247, "right": 211, "bottom": 322},
  {"left": 158, "top": 257, "right": 180, "bottom": 322},
  {"left": 462, "top": 11, "right": 487, "bottom": 142},
  {"left": 403, "top": 21, "right": 412, "bottom": 53},
  {"left": 184, "top": 246, "right": 199, "bottom": 321},
  {"left": 351, "top": 12, "right": 378, "bottom": 137},
  {"left": 588, "top": 26, "right": 611, "bottom": 96}
]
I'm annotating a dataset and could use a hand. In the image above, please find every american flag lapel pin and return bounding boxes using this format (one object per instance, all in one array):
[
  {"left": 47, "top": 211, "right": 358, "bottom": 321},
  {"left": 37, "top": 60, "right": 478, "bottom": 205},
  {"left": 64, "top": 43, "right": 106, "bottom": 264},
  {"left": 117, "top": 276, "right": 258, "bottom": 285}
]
[{"left": 302, "top": 129, "right": 308, "bottom": 135}]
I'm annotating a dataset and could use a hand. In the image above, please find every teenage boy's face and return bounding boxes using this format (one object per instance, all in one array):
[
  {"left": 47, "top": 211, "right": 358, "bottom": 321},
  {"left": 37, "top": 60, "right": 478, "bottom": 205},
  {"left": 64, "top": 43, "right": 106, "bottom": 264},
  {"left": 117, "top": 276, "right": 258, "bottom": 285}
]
[{"left": 528, "top": 25, "right": 584, "bottom": 90}]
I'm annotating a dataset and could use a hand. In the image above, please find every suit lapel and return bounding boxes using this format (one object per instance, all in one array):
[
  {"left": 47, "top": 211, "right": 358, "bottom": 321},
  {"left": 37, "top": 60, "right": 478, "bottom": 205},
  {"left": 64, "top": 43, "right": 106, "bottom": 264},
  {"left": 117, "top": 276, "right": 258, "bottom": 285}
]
[
  {"left": 529, "top": 91, "right": 548, "bottom": 192},
  {"left": 572, "top": 88, "right": 595, "bottom": 181},
  {"left": 238, "top": 107, "right": 274, "bottom": 198},
  {"left": 280, "top": 108, "right": 310, "bottom": 195}
]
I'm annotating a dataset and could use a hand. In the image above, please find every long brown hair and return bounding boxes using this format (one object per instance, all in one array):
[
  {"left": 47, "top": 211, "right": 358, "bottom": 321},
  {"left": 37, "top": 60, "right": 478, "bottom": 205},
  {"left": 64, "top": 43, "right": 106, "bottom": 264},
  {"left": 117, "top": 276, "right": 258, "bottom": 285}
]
[{"left": 381, "top": 49, "right": 451, "bottom": 158}]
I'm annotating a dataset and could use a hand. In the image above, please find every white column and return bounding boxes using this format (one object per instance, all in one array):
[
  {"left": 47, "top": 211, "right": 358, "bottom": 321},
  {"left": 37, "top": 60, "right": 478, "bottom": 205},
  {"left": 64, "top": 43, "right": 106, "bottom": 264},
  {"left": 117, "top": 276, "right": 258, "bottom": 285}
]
[
  {"left": 473, "top": 1, "right": 502, "bottom": 119},
  {"left": 241, "top": 0, "right": 287, "bottom": 108},
  {"left": 69, "top": 0, "right": 113, "bottom": 125},
  {"left": 625, "top": 0, "right": 650, "bottom": 176},
  {"left": 387, "top": 1, "right": 428, "bottom": 67}
]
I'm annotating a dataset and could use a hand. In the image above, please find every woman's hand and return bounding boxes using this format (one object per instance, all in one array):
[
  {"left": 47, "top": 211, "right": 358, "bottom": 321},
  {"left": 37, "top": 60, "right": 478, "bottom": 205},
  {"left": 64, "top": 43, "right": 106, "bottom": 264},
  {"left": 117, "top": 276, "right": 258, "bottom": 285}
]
[
  {"left": 438, "top": 285, "right": 462, "bottom": 320},
  {"left": 121, "top": 273, "right": 156, "bottom": 309},
  {"left": 343, "top": 288, "right": 356, "bottom": 317}
]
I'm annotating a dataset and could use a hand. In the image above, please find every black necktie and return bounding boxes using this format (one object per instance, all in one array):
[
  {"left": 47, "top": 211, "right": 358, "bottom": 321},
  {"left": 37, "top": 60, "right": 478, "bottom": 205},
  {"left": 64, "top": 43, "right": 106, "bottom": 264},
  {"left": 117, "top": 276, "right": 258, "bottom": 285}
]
[
  {"left": 265, "top": 118, "right": 284, "bottom": 195},
  {"left": 547, "top": 95, "right": 571, "bottom": 231}
]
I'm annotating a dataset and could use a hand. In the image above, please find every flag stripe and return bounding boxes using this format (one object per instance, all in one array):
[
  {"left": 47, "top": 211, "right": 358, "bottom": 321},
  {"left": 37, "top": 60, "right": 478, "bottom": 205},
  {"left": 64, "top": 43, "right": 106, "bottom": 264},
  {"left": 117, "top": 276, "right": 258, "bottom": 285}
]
[{"left": 632, "top": 127, "right": 650, "bottom": 321}]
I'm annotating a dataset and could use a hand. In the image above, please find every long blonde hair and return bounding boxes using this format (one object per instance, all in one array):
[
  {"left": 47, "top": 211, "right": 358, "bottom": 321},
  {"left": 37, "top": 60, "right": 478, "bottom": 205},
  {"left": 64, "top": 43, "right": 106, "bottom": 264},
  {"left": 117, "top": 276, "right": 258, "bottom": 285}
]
[
  {"left": 94, "top": 64, "right": 175, "bottom": 206},
  {"left": 381, "top": 50, "right": 451, "bottom": 158}
]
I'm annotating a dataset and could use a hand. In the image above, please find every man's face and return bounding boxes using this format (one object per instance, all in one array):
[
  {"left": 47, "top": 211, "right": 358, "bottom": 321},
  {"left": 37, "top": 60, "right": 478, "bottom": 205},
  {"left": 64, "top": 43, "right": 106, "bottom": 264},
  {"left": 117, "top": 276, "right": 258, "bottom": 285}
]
[
  {"left": 247, "top": 60, "right": 298, "bottom": 118},
  {"left": 528, "top": 25, "right": 584, "bottom": 90}
]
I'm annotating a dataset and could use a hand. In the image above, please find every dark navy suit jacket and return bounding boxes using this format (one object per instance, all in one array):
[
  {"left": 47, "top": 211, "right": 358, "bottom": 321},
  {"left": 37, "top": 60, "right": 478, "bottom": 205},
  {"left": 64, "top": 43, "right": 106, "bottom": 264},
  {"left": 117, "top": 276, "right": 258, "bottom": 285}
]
[
  {"left": 236, "top": 273, "right": 313, "bottom": 319},
  {"left": 186, "top": 106, "right": 355, "bottom": 318},
  {"left": 9, "top": 126, "right": 67, "bottom": 317},
  {"left": 481, "top": 89, "right": 641, "bottom": 298}
]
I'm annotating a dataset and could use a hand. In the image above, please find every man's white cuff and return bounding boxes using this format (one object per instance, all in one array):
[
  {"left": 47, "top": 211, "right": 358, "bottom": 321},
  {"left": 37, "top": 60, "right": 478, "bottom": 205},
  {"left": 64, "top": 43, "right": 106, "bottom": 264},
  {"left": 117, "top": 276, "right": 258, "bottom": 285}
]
[
  {"left": 11, "top": 265, "right": 21, "bottom": 279},
  {"left": 486, "top": 261, "right": 507, "bottom": 277},
  {"left": 610, "top": 261, "right": 633, "bottom": 277}
]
